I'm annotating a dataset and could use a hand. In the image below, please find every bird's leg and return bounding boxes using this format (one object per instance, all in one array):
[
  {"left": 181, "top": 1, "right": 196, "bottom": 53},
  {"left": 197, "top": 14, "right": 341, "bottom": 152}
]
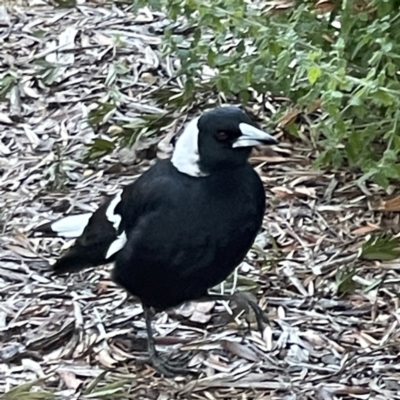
[
  {"left": 197, "top": 292, "right": 270, "bottom": 335},
  {"left": 141, "top": 304, "right": 193, "bottom": 377},
  {"left": 143, "top": 305, "right": 158, "bottom": 361}
]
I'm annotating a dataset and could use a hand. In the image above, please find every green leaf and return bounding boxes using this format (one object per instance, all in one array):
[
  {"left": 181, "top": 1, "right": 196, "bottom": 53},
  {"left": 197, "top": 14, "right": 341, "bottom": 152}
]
[
  {"left": 4, "top": 378, "right": 49, "bottom": 400},
  {"left": 84, "top": 371, "right": 108, "bottom": 395},
  {"left": 0, "top": 73, "right": 18, "bottom": 98},
  {"left": 53, "top": 0, "right": 76, "bottom": 7},
  {"left": 361, "top": 235, "right": 400, "bottom": 261},
  {"left": 285, "top": 122, "right": 299, "bottom": 137},
  {"left": 84, "top": 379, "right": 131, "bottom": 399},
  {"left": 330, "top": 91, "right": 343, "bottom": 99},
  {"left": 347, "top": 131, "right": 364, "bottom": 165},
  {"left": 183, "top": 78, "right": 195, "bottom": 102},
  {"left": 373, "top": 171, "right": 390, "bottom": 188},
  {"left": 335, "top": 266, "right": 357, "bottom": 296},
  {"left": 84, "top": 138, "right": 116, "bottom": 162},
  {"left": 169, "top": 2, "right": 181, "bottom": 19},
  {"left": 207, "top": 48, "right": 217, "bottom": 66},
  {"left": 362, "top": 278, "right": 384, "bottom": 294},
  {"left": 239, "top": 89, "right": 250, "bottom": 104},
  {"left": 32, "top": 29, "right": 47, "bottom": 38},
  {"left": 87, "top": 102, "right": 116, "bottom": 128},
  {"left": 307, "top": 65, "right": 322, "bottom": 84},
  {"left": 216, "top": 76, "right": 231, "bottom": 93},
  {"left": 372, "top": 89, "right": 394, "bottom": 106},
  {"left": 252, "top": 65, "right": 266, "bottom": 81},
  {"left": 105, "top": 64, "right": 117, "bottom": 87}
]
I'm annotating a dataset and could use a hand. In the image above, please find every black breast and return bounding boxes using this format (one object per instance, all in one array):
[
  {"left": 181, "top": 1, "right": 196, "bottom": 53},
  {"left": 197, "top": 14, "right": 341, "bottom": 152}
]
[{"left": 112, "top": 161, "right": 265, "bottom": 310}]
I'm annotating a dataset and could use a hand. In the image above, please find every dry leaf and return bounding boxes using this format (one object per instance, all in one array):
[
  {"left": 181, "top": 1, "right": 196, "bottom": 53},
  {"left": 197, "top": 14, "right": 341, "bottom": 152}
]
[
  {"left": 278, "top": 108, "right": 301, "bottom": 127},
  {"left": 307, "top": 98, "right": 322, "bottom": 114},
  {"left": 221, "top": 340, "right": 260, "bottom": 362},
  {"left": 97, "top": 348, "right": 118, "bottom": 368},
  {"left": 57, "top": 370, "right": 83, "bottom": 390},
  {"left": 271, "top": 186, "right": 295, "bottom": 199},
  {"left": 5, "top": 244, "right": 39, "bottom": 258},
  {"left": 378, "top": 195, "right": 400, "bottom": 211},
  {"left": 314, "top": 0, "right": 335, "bottom": 13},
  {"left": 294, "top": 186, "right": 317, "bottom": 198},
  {"left": 351, "top": 224, "right": 380, "bottom": 236}
]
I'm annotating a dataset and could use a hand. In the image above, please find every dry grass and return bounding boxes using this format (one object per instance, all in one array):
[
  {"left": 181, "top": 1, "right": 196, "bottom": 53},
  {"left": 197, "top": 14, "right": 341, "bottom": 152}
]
[{"left": 1, "top": 1, "right": 400, "bottom": 399}]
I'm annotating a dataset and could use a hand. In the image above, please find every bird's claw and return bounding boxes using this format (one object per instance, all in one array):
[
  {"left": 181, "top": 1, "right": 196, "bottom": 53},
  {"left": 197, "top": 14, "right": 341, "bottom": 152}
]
[
  {"left": 201, "top": 291, "right": 270, "bottom": 336},
  {"left": 230, "top": 291, "right": 270, "bottom": 335}
]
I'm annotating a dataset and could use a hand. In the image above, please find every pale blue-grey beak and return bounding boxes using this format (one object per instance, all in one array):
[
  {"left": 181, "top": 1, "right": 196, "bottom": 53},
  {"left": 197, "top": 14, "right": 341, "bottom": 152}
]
[{"left": 232, "top": 123, "right": 279, "bottom": 148}]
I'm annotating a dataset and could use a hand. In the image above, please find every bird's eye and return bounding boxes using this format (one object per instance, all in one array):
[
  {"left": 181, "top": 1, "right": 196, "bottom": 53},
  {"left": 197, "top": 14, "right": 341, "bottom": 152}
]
[{"left": 215, "top": 131, "right": 229, "bottom": 141}]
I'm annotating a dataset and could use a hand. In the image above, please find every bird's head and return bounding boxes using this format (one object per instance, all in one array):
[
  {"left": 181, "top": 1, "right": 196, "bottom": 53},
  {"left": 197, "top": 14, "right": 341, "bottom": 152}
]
[{"left": 171, "top": 106, "right": 278, "bottom": 177}]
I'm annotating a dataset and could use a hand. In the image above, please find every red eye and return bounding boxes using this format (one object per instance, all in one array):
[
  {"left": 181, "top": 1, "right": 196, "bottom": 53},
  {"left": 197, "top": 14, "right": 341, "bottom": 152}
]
[{"left": 215, "top": 131, "right": 228, "bottom": 141}]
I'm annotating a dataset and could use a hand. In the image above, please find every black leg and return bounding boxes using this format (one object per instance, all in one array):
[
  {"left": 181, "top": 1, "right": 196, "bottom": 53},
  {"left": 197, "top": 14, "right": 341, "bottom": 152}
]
[
  {"left": 143, "top": 305, "right": 157, "bottom": 360},
  {"left": 197, "top": 292, "right": 270, "bottom": 335},
  {"left": 141, "top": 304, "right": 194, "bottom": 377}
]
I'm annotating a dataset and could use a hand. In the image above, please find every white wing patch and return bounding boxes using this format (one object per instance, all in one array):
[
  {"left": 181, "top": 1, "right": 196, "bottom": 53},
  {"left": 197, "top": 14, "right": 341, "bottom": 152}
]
[
  {"left": 106, "top": 231, "right": 127, "bottom": 259},
  {"left": 171, "top": 117, "right": 208, "bottom": 178},
  {"left": 105, "top": 189, "right": 123, "bottom": 230},
  {"left": 105, "top": 190, "right": 126, "bottom": 258},
  {"left": 50, "top": 213, "right": 93, "bottom": 238}
]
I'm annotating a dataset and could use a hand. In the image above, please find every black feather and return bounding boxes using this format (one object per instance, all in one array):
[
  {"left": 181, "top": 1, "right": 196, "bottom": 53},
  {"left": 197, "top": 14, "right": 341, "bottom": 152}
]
[{"left": 51, "top": 197, "right": 119, "bottom": 274}]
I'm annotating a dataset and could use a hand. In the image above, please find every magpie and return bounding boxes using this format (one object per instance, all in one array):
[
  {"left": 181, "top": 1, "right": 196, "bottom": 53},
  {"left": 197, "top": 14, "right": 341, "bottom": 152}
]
[{"left": 33, "top": 106, "right": 278, "bottom": 375}]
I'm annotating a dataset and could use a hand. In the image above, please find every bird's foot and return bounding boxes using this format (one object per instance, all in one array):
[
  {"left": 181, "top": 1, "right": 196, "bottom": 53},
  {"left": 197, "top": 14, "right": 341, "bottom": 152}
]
[
  {"left": 230, "top": 291, "right": 270, "bottom": 335},
  {"left": 201, "top": 291, "right": 270, "bottom": 336},
  {"left": 140, "top": 305, "right": 198, "bottom": 377}
]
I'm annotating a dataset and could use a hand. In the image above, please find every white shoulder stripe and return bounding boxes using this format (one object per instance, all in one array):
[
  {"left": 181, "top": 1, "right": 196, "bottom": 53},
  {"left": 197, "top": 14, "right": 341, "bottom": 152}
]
[
  {"left": 50, "top": 213, "right": 93, "bottom": 238},
  {"left": 106, "top": 231, "right": 127, "bottom": 259},
  {"left": 105, "top": 189, "right": 123, "bottom": 231}
]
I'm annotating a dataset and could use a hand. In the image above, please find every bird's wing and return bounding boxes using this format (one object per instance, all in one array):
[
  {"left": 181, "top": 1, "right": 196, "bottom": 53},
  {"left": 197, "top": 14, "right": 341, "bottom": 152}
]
[
  {"left": 32, "top": 213, "right": 94, "bottom": 238},
  {"left": 33, "top": 160, "right": 173, "bottom": 275},
  {"left": 34, "top": 188, "right": 129, "bottom": 275}
]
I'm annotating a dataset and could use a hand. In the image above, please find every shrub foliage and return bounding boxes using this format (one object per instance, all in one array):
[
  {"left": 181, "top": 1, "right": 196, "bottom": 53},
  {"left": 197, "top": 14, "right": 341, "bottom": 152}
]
[{"left": 133, "top": 0, "right": 400, "bottom": 187}]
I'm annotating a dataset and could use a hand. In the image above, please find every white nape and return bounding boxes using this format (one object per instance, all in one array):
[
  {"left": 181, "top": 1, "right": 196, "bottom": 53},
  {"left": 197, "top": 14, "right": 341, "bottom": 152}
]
[
  {"left": 50, "top": 213, "right": 93, "bottom": 238},
  {"left": 106, "top": 231, "right": 127, "bottom": 259},
  {"left": 171, "top": 117, "right": 208, "bottom": 178}
]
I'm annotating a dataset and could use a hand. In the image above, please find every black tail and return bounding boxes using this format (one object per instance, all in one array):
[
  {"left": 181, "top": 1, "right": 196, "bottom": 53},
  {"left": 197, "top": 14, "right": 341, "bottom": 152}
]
[
  {"left": 51, "top": 242, "right": 116, "bottom": 275},
  {"left": 34, "top": 196, "right": 122, "bottom": 276}
]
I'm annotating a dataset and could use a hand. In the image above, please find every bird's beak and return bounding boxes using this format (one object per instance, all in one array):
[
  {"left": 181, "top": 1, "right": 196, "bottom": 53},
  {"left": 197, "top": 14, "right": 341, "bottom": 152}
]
[{"left": 233, "top": 123, "right": 279, "bottom": 148}]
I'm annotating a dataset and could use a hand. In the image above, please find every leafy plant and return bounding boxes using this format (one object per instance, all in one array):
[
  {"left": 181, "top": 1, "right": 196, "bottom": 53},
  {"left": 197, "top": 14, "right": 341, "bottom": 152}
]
[
  {"left": 335, "top": 265, "right": 358, "bottom": 296},
  {"left": 0, "top": 70, "right": 18, "bottom": 99},
  {"left": 4, "top": 377, "right": 53, "bottom": 400},
  {"left": 84, "top": 138, "right": 116, "bottom": 162},
  {"left": 87, "top": 102, "right": 117, "bottom": 129},
  {"left": 130, "top": 0, "right": 400, "bottom": 187},
  {"left": 52, "top": 0, "right": 77, "bottom": 8},
  {"left": 84, "top": 107, "right": 174, "bottom": 161},
  {"left": 361, "top": 234, "right": 400, "bottom": 261},
  {"left": 119, "top": 113, "right": 175, "bottom": 147},
  {"left": 45, "top": 145, "right": 82, "bottom": 191},
  {"left": 32, "top": 59, "right": 62, "bottom": 86}
]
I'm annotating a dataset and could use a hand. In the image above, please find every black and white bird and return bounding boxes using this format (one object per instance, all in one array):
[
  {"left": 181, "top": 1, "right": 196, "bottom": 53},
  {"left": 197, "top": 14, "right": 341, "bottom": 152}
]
[{"left": 33, "top": 106, "right": 278, "bottom": 375}]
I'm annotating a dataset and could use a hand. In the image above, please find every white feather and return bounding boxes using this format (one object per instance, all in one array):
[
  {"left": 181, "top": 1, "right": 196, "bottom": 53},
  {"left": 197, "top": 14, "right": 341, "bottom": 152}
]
[
  {"left": 50, "top": 213, "right": 92, "bottom": 238},
  {"left": 105, "top": 190, "right": 123, "bottom": 230},
  {"left": 106, "top": 231, "right": 127, "bottom": 259},
  {"left": 171, "top": 117, "right": 208, "bottom": 178}
]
